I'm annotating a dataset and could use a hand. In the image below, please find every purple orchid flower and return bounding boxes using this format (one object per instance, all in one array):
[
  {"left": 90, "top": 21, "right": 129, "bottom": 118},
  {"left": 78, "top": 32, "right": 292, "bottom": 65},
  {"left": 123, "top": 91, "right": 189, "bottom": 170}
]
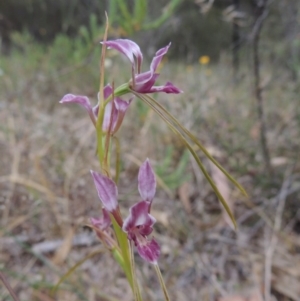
[
  {"left": 138, "top": 159, "right": 156, "bottom": 204},
  {"left": 90, "top": 169, "right": 121, "bottom": 218},
  {"left": 91, "top": 209, "right": 117, "bottom": 249},
  {"left": 90, "top": 159, "right": 160, "bottom": 263},
  {"left": 90, "top": 208, "right": 111, "bottom": 231},
  {"left": 123, "top": 201, "right": 160, "bottom": 264},
  {"left": 102, "top": 39, "right": 182, "bottom": 94},
  {"left": 60, "top": 84, "right": 131, "bottom": 134}
]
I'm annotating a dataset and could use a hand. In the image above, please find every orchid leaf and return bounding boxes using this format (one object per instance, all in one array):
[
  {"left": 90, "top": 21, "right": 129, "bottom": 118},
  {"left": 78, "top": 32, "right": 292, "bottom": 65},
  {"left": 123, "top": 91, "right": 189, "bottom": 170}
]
[
  {"left": 143, "top": 94, "right": 247, "bottom": 197},
  {"left": 134, "top": 92, "right": 237, "bottom": 228},
  {"left": 154, "top": 264, "right": 171, "bottom": 301}
]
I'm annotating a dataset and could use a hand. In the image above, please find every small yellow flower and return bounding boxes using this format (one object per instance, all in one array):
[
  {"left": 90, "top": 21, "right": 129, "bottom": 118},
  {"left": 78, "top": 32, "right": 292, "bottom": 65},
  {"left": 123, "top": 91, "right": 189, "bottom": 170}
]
[{"left": 199, "top": 55, "right": 210, "bottom": 65}]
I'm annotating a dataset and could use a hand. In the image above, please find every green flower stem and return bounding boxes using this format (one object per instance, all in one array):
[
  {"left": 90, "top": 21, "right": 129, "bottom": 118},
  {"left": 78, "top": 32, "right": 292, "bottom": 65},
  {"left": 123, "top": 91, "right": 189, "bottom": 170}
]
[
  {"left": 112, "top": 247, "right": 126, "bottom": 272},
  {"left": 97, "top": 14, "right": 108, "bottom": 171},
  {"left": 130, "top": 241, "right": 143, "bottom": 301},
  {"left": 111, "top": 215, "right": 133, "bottom": 289},
  {"left": 154, "top": 264, "right": 171, "bottom": 301},
  {"left": 113, "top": 83, "right": 131, "bottom": 98},
  {"left": 96, "top": 106, "right": 105, "bottom": 171},
  {"left": 113, "top": 137, "right": 121, "bottom": 184}
]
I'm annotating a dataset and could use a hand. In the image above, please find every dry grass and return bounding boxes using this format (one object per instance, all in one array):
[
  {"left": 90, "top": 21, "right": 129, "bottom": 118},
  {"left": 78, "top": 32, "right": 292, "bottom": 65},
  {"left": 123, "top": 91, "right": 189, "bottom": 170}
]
[{"left": 1, "top": 42, "right": 300, "bottom": 301}]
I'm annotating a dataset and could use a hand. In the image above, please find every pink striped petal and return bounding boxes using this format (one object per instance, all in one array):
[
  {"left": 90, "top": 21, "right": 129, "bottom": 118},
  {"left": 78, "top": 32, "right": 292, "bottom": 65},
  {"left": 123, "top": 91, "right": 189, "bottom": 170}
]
[
  {"left": 60, "top": 94, "right": 92, "bottom": 112},
  {"left": 102, "top": 39, "right": 143, "bottom": 72},
  {"left": 149, "top": 82, "right": 183, "bottom": 94},
  {"left": 90, "top": 171, "right": 118, "bottom": 212},
  {"left": 90, "top": 208, "right": 111, "bottom": 231},
  {"left": 123, "top": 201, "right": 155, "bottom": 233},
  {"left": 138, "top": 159, "right": 156, "bottom": 202},
  {"left": 150, "top": 43, "right": 171, "bottom": 74},
  {"left": 137, "top": 237, "right": 160, "bottom": 264}
]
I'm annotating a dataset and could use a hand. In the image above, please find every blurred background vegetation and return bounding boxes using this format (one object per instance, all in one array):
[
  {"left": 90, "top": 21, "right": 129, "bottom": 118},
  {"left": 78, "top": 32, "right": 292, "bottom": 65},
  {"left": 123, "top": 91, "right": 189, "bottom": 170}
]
[
  {"left": 1, "top": 1, "right": 300, "bottom": 301},
  {"left": 0, "top": 0, "right": 298, "bottom": 64}
]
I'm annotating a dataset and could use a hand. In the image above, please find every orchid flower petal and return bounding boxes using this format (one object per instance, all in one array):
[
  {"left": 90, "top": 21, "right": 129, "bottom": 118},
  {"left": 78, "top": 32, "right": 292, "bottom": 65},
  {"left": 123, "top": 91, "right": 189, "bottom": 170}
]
[
  {"left": 148, "top": 81, "right": 183, "bottom": 94},
  {"left": 95, "top": 84, "right": 131, "bottom": 134},
  {"left": 137, "top": 238, "right": 160, "bottom": 264},
  {"left": 60, "top": 94, "right": 92, "bottom": 112},
  {"left": 90, "top": 208, "right": 111, "bottom": 231},
  {"left": 103, "top": 84, "right": 113, "bottom": 100},
  {"left": 135, "top": 74, "right": 160, "bottom": 93},
  {"left": 150, "top": 43, "right": 171, "bottom": 74},
  {"left": 123, "top": 201, "right": 155, "bottom": 233},
  {"left": 90, "top": 171, "right": 118, "bottom": 212},
  {"left": 92, "top": 104, "right": 99, "bottom": 117},
  {"left": 60, "top": 94, "right": 97, "bottom": 125},
  {"left": 94, "top": 85, "right": 113, "bottom": 118},
  {"left": 102, "top": 101, "right": 118, "bottom": 133},
  {"left": 112, "top": 97, "right": 132, "bottom": 133},
  {"left": 133, "top": 43, "right": 171, "bottom": 87},
  {"left": 138, "top": 159, "right": 156, "bottom": 202},
  {"left": 102, "top": 39, "right": 143, "bottom": 72}
]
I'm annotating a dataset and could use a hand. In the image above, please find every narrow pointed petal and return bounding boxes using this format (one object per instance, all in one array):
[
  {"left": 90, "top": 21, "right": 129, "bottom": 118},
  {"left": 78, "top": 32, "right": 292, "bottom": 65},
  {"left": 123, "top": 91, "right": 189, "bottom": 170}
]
[
  {"left": 112, "top": 97, "right": 132, "bottom": 133},
  {"left": 92, "top": 103, "right": 99, "bottom": 117},
  {"left": 90, "top": 171, "right": 118, "bottom": 212},
  {"left": 102, "top": 101, "right": 118, "bottom": 133},
  {"left": 150, "top": 43, "right": 171, "bottom": 74},
  {"left": 114, "top": 97, "right": 132, "bottom": 112},
  {"left": 102, "top": 39, "right": 143, "bottom": 71},
  {"left": 90, "top": 208, "right": 111, "bottom": 231},
  {"left": 133, "top": 43, "right": 171, "bottom": 88},
  {"left": 148, "top": 82, "right": 183, "bottom": 94},
  {"left": 137, "top": 238, "right": 160, "bottom": 264},
  {"left": 138, "top": 159, "right": 156, "bottom": 202},
  {"left": 103, "top": 84, "right": 113, "bottom": 100},
  {"left": 60, "top": 94, "right": 92, "bottom": 112}
]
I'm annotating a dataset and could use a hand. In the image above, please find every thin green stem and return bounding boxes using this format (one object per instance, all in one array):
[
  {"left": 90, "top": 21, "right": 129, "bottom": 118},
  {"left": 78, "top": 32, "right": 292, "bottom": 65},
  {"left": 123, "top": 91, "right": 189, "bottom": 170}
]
[
  {"left": 154, "top": 264, "right": 171, "bottom": 301},
  {"left": 111, "top": 216, "right": 133, "bottom": 289},
  {"left": 130, "top": 241, "right": 143, "bottom": 301},
  {"left": 96, "top": 13, "right": 109, "bottom": 170},
  {"left": 113, "top": 136, "right": 121, "bottom": 184}
]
